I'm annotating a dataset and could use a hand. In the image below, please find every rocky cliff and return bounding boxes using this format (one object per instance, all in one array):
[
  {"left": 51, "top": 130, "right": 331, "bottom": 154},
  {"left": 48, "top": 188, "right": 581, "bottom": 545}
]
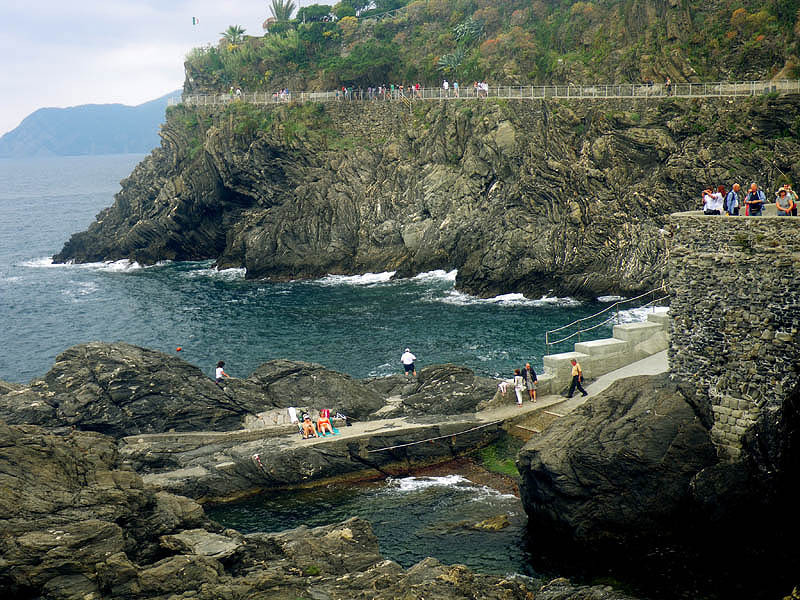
[{"left": 54, "top": 96, "right": 800, "bottom": 297}]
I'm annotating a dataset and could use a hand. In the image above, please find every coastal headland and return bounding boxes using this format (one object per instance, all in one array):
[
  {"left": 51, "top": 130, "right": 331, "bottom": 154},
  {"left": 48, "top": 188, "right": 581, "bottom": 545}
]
[{"left": 53, "top": 94, "right": 800, "bottom": 300}]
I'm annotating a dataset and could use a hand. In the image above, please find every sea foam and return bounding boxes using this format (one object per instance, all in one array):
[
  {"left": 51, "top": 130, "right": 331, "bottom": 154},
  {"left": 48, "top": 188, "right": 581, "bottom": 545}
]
[{"left": 317, "top": 271, "right": 397, "bottom": 286}]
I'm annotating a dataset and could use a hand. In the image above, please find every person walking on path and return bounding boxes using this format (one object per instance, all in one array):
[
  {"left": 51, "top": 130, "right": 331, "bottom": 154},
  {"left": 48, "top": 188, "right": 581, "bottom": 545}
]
[
  {"left": 215, "top": 361, "right": 231, "bottom": 386},
  {"left": 522, "top": 362, "right": 538, "bottom": 402},
  {"left": 566, "top": 359, "right": 588, "bottom": 398},
  {"left": 744, "top": 183, "right": 765, "bottom": 216},
  {"left": 401, "top": 348, "right": 417, "bottom": 377},
  {"left": 513, "top": 369, "right": 525, "bottom": 406}
]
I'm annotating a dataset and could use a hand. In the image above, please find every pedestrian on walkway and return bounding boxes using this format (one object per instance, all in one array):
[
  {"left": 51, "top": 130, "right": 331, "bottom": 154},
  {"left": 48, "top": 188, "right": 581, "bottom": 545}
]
[
  {"left": 566, "top": 359, "right": 588, "bottom": 398},
  {"left": 522, "top": 362, "right": 538, "bottom": 402},
  {"left": 744, "top": 183, "right": 765, "bottom": 216},
  {"left": 513, "top": 369, "right": 525, "bottom": 406}
]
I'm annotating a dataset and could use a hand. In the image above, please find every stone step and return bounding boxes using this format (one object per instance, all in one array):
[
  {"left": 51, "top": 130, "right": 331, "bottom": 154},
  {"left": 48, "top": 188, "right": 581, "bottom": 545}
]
[
  {"left": 574, "top": 337, "right": 631, "bottom": 356},
  {"left": 542, "top": 351, "right": 590, "bottom": 372},
  {"left": 646, "top": 310, "right": 670, "bottom": 326},
  {"left": 612, "top": 321, "right": 664, "bottom": 344}
]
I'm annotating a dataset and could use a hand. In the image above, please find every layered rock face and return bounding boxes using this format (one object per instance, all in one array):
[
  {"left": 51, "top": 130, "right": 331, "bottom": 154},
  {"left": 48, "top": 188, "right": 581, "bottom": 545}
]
[
  {"left": 1, "top": 421, "right": 548, "bottom": 600},
  {"left": 53, "top": 97, "right": 800, "bottom": 297},
  {"left": 0, "top": 342, "right": 498, "bottom": 437},
  {"left": 517, "top": 374, "right": 717, "bottom": 544}
]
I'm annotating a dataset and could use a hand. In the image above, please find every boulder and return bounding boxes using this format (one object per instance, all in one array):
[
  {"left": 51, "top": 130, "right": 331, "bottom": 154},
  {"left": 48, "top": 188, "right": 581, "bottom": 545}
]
[
  {"left": 247, "top": 359, "right": 385, "bottom": 419},
  {"left": 517, "top": 374, "right": 717, "bottom": 546},
  {"left": 364, "top": 364, "right": 498, "bottom": 417},
  {"left": 0, "top": 342, "right": 274, "bottom": 436}
]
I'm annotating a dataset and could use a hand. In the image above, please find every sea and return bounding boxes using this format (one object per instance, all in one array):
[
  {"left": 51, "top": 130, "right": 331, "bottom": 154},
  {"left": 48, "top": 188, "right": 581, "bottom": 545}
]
[
  {"left": 1, "top": 153, "right": 670, "bottom": 592},
  {"left": 0, "top": 153, "right": 654, "bottom": 386}
]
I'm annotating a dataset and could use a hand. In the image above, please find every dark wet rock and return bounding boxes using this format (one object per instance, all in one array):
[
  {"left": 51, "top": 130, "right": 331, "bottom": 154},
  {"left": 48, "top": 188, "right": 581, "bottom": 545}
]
[
  {"left": 517, "top": 374, "right": 717, "bottom": 546},
  {"left": 0, "top": 420, "right": 560, "bottom": 600},
  {"left": 365, "top": 363, "right": 499, "bottom": 418},
  {"left": 124, "top": 416, "right": 505, "bottom": 501},
  {"left": 246, "top": 358, "right": 385, "bottom": 420},
  {"left": 0, "top": 379, "right": 23, "bottom": 395},
  {"left": 0, "top": 342, "right": 275, "bottom": 437}
]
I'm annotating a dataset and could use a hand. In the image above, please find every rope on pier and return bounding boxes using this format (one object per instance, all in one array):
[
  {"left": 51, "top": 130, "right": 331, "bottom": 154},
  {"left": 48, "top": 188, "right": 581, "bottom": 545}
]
[{"left": 366, "top": 420, "right": 503, "bottom": 453}]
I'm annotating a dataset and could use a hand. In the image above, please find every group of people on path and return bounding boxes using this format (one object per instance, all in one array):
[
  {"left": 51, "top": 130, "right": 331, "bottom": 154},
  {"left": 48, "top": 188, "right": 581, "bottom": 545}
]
[
  {"left": 702, "top": 182, "right": 797, "bottom": 216},
  {"left": 511, "top": 363, "right": 539, "bottom": 406},
  {"left": 501, "top": 358, "right": 588, "bottom": 405}
]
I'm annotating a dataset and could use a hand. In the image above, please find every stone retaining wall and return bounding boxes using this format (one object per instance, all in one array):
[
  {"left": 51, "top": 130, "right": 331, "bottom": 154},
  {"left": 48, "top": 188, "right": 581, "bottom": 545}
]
[{"left": 668, "top": 212, "right": 800, "bottom": 459}]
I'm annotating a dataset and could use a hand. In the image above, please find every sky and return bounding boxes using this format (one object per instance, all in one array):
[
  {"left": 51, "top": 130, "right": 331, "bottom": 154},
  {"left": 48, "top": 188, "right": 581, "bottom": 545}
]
[{"left": 0, "top": 0, "right": 330, "bottom": 136}]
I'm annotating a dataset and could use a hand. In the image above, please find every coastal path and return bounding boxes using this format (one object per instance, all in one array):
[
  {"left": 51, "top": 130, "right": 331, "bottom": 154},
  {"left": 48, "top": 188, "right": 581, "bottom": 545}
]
[{"left": 169, "top": 79, "right": 800, "bottom": 108}]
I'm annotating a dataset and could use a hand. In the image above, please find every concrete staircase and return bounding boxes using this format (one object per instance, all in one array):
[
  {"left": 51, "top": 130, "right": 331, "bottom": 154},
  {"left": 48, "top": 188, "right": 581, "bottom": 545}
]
[{"left": 537, "top": 309, "right": 669, "bottom": 396}]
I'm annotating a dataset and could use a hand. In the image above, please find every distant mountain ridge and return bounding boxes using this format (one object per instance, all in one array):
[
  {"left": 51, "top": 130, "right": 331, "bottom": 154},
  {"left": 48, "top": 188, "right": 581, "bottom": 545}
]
[{"left": 0, "top": 91, "right": 179, "bottom": 157}]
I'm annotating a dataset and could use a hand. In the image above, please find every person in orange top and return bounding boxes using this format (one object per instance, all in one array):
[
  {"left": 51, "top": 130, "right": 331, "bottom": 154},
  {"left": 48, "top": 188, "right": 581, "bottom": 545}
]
[
  {"left": 317, "top": 408, "right": 334, "bottom": 436},
  {"left": 566, "top": 359, "right": 588, "bottom": 398}
]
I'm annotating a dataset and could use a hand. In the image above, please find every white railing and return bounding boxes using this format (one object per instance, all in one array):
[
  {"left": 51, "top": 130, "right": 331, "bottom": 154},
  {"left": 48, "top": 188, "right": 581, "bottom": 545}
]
[
  {"left": 167, "top": 80, "right": 800, "bottom": 107},
  {"left": 544, "top": 285, "right": 670, "bottom": 356}
]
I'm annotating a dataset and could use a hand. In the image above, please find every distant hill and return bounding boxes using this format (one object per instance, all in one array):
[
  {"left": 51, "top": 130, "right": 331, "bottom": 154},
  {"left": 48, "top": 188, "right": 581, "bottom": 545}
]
[{"left": 0, "top": 91, "right": 179, "bottom": 157}]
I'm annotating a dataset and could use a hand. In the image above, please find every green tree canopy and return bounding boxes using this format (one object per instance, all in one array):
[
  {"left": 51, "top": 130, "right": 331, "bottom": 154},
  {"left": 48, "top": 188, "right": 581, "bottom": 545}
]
[
  {"left": 270, "top": 0, "right": 297, "bottom": 21},
  {"left": 298, "top": 4, "right": 332, "bottom": 22}
]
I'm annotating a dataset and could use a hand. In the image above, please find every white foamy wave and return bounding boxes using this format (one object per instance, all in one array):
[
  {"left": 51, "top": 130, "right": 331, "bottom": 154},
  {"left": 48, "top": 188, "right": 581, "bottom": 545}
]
[
  {"left": 19, "top": 257, "right": 144, "bottom": 271},
  {"left": 186, "top": 267, "right": 246, "bottom": 281},
  {"left": 616, "top": 305, "right": 668, "bottom": 324},
  {"left": 412, "top": 269, "right": 458, "bottom": 282},
  {"left": 387, "top": 475, "right": 471, "bottom": 492},
  {"left": 597, "top": 295, "right": 626, "bottom": 303},
  {"left": 317, "top": 271, "right": 396, "bottom": 286},
  {"left": 62, "top": 281, "right": 99, "bottom": 301},
  {"left": 430, "top": 290, "right": 581, "bottom": 307}
]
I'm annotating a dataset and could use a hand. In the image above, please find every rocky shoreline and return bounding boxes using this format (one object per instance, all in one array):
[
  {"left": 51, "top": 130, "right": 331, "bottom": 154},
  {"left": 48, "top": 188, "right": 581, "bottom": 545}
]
[{"left": 2, "top": 341, "right": 798, "bottom": 599}]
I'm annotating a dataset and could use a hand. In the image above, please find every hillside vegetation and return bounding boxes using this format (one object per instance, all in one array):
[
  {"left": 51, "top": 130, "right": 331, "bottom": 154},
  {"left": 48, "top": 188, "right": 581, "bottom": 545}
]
[{"left": 185, "top": 0, "right": 800, "bottom": 94}]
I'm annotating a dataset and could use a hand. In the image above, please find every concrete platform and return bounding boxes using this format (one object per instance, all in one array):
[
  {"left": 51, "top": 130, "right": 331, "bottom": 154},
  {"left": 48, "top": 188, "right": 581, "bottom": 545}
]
[{"left": 612, "top": 321, "right": 664, "bottom": 344}]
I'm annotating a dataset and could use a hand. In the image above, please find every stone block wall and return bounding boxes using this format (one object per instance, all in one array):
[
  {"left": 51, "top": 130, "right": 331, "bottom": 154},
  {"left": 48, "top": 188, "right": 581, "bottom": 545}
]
[{"left": 668, "top": 212, "right": 800, "bottom": 459}]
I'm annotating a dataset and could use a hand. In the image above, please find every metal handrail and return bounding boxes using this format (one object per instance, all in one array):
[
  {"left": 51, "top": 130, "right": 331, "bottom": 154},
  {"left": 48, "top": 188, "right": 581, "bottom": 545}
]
[
  {"left": 545, "top": 285, "right": 669, "bottom": 356},
  {"left": 168, "top": 79, "right": 800, "bottom": 107}
]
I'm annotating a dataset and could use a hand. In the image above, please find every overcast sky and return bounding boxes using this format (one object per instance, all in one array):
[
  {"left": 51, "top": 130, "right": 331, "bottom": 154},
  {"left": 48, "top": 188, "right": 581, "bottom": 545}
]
[{"left": 0, "top": 0, "right": 329, "bottom": 135}]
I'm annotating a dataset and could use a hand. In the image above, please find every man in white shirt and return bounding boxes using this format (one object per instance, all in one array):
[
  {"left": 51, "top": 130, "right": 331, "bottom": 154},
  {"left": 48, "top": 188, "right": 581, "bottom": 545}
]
[{"left": 400, "top": 348, "right": 417, "bottom": 377}]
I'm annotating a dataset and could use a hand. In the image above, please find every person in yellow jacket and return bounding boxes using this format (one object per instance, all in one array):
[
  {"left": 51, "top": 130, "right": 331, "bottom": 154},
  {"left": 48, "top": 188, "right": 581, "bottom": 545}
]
[{"left": 566, "top": 358, "right": 588, "bottom": 398}]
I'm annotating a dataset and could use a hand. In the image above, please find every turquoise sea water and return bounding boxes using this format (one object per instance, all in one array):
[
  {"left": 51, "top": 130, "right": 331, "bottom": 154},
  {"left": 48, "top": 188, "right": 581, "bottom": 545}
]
[
  {"left": 206, "top": 474, "right": 537, "bottom": 578},
  {"left": 0, "top": 154, "right": 652, "bottom": 384}
]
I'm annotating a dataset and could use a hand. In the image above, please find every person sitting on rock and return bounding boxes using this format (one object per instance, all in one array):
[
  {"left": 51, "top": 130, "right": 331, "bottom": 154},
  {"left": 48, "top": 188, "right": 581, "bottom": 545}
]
[
  {"left": 301, "top": 414, "right": 318, "bottom": 439},
  {"left": 317, "top": 408, "right": 334, "bottom": 436},
  {"left": 215, "top": 361, "right": 231, "bottom": 385}
]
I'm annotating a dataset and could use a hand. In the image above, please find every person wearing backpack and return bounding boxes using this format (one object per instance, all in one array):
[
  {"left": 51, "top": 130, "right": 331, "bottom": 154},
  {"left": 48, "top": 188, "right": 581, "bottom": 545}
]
[
  {"left": 744, "top": 183, "right": 765, "bottom": 216},
  {"left": 725, "top": 183, "right": 741, "bottom": 215}
]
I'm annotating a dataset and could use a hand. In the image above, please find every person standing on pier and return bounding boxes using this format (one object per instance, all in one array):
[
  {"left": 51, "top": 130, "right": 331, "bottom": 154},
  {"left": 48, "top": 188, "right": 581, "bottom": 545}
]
[
  {"left": 566, "top": 359, "right": 588, "bottom": 398},
  {"left": 513, "top": 369, "right": 525, "bottom": 406},
  {"left": 522, "top": 362, "right": 538, "bottom": 402}
]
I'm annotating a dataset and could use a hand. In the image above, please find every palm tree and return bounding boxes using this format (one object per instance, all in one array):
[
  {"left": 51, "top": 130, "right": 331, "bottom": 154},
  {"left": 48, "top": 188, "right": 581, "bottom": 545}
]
[
  {"left": 220, "top": 25, "right": 246, "bottom": 44},
  {"left": 269, "top": 0, "right": 296, "bottom": 21}
]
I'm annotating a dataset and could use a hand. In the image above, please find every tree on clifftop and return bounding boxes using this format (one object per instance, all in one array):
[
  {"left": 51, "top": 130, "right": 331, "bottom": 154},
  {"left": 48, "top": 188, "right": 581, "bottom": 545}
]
[
  {"left": 221, "top": 25, "right": 246, "bottom": 45},
  {"left": 270, "top": 0, "right": 297, "bottom": 21}
]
